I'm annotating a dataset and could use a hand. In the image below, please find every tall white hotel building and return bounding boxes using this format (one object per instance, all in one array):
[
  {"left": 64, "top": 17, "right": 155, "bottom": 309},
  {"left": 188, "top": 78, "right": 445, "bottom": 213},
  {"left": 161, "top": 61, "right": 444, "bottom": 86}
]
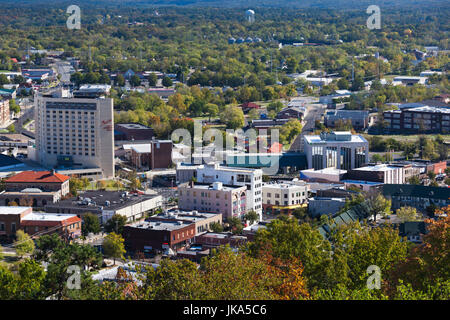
[{"left": 34, "top": 87, "right": 114, "bottom": 178}]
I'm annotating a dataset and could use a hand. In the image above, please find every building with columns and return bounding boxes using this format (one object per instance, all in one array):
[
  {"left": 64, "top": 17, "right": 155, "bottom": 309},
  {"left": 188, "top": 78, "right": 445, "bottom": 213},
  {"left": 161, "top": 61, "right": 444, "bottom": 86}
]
[{"left": 303, "top": 131, "right": 369, "bottom": 170}]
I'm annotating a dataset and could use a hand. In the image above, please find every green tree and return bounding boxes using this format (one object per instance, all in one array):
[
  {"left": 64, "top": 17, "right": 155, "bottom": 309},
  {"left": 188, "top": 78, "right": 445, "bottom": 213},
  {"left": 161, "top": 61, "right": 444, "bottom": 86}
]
[
  {"left": 148, "top": 73, "right": 157, "bottom": 86},
  {"left": 368, "top": 193, "right": 392, "bottom": 221},
  {"left": 247, "top": 108, "right": 259, "bottom": 121},
  {"left": 396, "top": 206, "right": 419, "bottom": 223},
  {"left": 15, "top": 259, "right": 46, "bottom": 300},
  {"left": 205, "top": 103, "right": 219, "bottom": 122},
  {"left": 130, "top": 74, "right": 141, "bottom": 87},
  {"left": 162, "top": 76, "right": 173, "bottom": 88},
  {"left": 104, "top": 214, "right": 127, "bottom": 235},
  {"left": 69, "top": 177, "right": 83, "bottom": 196},
  {"left": 0, "top": 74, "right": 10, "bottom": 86},
  {"left": 337, "top": 78, "right": 349, "bottom": 90},
  {"left": 9, "top": 99, "right": 20, "bottom": 114},
  {"left": 226, "top": 217, "right": 243, "bottom": 235},
  {"left": 103, "top": 232, "right": 126, "bottom": 265},
  {"left": 408, "top": 175, "right": 421, "bottom": 185},
  {"left": 14, "top": 230, "right": 35, "bottom": 258},
  {"left": 220, "top": 106, "right": 244, "bottom": 129},
  {"left": 243, "top": 210, "right": 259, "bottom": 225},
  {"left": 267, "top": 101, "right": 284, "bottom": 114},
  {"left": 116, "top": 74, "right": 125, "bottom": 87},
  {"left": 127, "top": 171, "right": 141, "bottom": 191},
  {"left": 210, "top": 222, "right": 223, "bottom": 233},
  {"left": 6, "top": 124, "right": 15, "bottom": 133},
  {"left": 279, "top": 119, "right": 303, "bottom": 144},
  {"left": 82, "top": 213, "right": 101, "bottom": 236}
]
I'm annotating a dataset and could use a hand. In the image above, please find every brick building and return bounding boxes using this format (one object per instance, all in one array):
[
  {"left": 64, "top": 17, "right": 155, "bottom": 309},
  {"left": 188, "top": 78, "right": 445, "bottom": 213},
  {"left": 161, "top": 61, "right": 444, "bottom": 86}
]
[
  {"left": 4, "top": 170, "right": 70, "bottom": 194},
  {"left": 0, "top": 206, "right": 32, "bottom": 242},
  {"left": 124, "top": 140, "right": 173, "bottom": 170},
  {"left": 123, "top": 220, "right": 196, "bottom": 252},
  {"left": 276, "top": 106, "right": 305, "bottom": 121},
  {"left": 21, "top": 212, "right": 81, "bottom": 240},
  {"left": 383, "top": 105, "right": 450, "bottom": 133},
  {"left": 0, "top": 206, "right": 80, "bottom": 242},
  {"left": 115, "top": 123, "right": 154, "bottom": 141},
  {"left": 0, "top": 171, "right": 70, "bottom": 208}
]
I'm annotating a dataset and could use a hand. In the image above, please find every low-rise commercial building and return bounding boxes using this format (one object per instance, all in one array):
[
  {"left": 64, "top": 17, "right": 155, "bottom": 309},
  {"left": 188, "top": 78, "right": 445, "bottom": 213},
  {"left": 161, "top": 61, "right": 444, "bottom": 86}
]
[
  {"left": 381, "top": 184, "right": 450, "bottom": 212},
  {"left": 178, "top": 181, "right": 247, "bottom": 220},
  {"left": 150, "top": 209, "right": 222, "bottom": 235},
  {"left": 0, "top": 206, "right": 80, "bottom": 242},
  {"left": 262, "top": 182, "right": 308, "bottom": 215},
  {"left": 324, "top": 110, "right": 369, "bottom": 130},
  {"left": 303, "top": 131, "right": 369, "bottom": 170},
  {"left": 180, "top": 163, "right": 263, "bottom": 217},
  {"left": 300, "top": 167, "right": 347, "bottom": 183},
  {"left": 346, "top": 164, "right": 406, "bottom": 184},
  {"left": 123, "top": 219, "right": 195, "bottom": 252},
  {"left": 123, "top": 140, "right": 173, "bottom": 170},
  {"left": 0, "top": 206, "right": 32, "bottom": 241},
  {"left": 44, "top": 190, "right": 163, "bottom": 224},
  {"left": 21, "top": 212, "right": 81, "bottom": 239},
  {"left": 114, "top": 123, "right": 155, "bottom": 142},
  {"left": 383, "top": 104, "right": 450, "bottom": 134},
  {"left": 308, "top": 197, "right": 347, "bottom": 217}
]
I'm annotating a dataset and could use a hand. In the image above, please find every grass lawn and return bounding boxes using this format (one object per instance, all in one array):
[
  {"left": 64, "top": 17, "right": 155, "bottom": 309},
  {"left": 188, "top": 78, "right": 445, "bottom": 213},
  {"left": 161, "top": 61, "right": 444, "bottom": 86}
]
[
  {"left": 85, "top": 180, "right": 127, "bottom": 191},
  {"left": 363, "top": 134, "right": 450, "bottom": 142}
]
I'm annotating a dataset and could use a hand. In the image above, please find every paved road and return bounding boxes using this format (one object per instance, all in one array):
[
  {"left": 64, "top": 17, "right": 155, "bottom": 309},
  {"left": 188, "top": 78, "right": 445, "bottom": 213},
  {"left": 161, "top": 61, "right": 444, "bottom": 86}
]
[
  {"left": 15, "top": 105, "right": 35, "bottom": 138},
  {"left": 289, "top": 97, "right": 327, "bottom": 152},
  {"left": 54, "top": 60, "right": 73, "bottom": 84}
]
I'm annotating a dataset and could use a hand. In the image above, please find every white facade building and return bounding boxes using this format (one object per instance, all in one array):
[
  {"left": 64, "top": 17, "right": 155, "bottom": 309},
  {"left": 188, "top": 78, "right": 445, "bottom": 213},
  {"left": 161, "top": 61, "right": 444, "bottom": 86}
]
[
  {"left": 34, "top": 93, "right": 114, "bottom": 178},
  {"left": 262, "top": 182, "right": 308, "bottom": 214},
  {"left": 195, "top": 163, "right": 263, "bottom": 219},
  {"left": 303, "top": 131, "right": 369, "bottom": 171}
]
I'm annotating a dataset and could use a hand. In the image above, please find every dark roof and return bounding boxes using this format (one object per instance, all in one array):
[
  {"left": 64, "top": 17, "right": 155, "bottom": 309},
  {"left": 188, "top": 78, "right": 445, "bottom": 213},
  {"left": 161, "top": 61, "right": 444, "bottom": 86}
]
[
  {"left": 0, "top": 154, "right": 22, "bottom": 167},
  {"left": 399, "top": 221, "right": 427, "bottom": 237},
  {"left": 251, "top": 119, "right": 290, "bottom": 128},
  {"left": 45, "top": 190, "right": 160, "bottom": 212},
  {"left": 382, "top": 184, "right": 450, "bottom": 201}
]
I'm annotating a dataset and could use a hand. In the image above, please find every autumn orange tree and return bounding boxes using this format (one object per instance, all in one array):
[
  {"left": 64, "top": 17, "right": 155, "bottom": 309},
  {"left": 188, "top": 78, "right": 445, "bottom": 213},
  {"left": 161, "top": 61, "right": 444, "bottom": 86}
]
[
  {"left": 95, "top": 245, "right": 309, "bottom": 300},
  {"left": 386, "top": 213, "right": 450, "bottom": 298}
]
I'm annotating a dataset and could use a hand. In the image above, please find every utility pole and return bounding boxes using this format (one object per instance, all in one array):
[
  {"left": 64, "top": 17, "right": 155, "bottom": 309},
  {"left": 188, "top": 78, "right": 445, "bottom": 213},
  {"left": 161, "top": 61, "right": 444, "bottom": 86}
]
[{"left": 351, "top": 57, "right": 355, "bottom": 83}]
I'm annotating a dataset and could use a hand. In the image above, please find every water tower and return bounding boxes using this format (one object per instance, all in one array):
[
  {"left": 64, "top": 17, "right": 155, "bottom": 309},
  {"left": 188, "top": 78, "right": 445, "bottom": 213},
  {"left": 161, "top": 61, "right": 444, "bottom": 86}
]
[{"left": 245, "top": 9, "right": 255, "bottom": 24}]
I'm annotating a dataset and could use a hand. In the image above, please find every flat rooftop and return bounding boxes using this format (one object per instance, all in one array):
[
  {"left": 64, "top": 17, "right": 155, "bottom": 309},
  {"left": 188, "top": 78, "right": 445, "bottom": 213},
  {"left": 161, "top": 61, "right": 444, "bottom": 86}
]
[
  {"left": 304, "top": 132, "right": 367, "bottom": 144},
  {"left": 342, "top": 180, "right": 384, "bottom": 185},
  {"left": 406, "top": 105, "right": 450, "bottom": 114},
  {"left": 262, "top": 182, "right": 306, "bottom": 189},
  {"left": 123, "top": 144, "right": 151, "bottom": 154},
  {"left": 130, "top": 219, "right": 192, "bottom": 231},
  {"left": 116, "top": 123, "right": 152, "bottom": 130},
  {"left": 301, "top": 167, "right": 347, "bottom": 174},
  {"left": 45, "top": 191, "right": 161, "bottom": 211},
  {"left": 353, "top": 164, "right": 401, "bottom": 172},
  {"left": 0, "top": 206, "right": 30, "bottom": 215},
  {"left": 182, "top": 182, "right": 245, "bottom": 192},
  {"left": 21, "top": 212, "right": 78, "bottom": 222},
  {"left": 202, "top": 164, "right": 261, "bottom": 174}
]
